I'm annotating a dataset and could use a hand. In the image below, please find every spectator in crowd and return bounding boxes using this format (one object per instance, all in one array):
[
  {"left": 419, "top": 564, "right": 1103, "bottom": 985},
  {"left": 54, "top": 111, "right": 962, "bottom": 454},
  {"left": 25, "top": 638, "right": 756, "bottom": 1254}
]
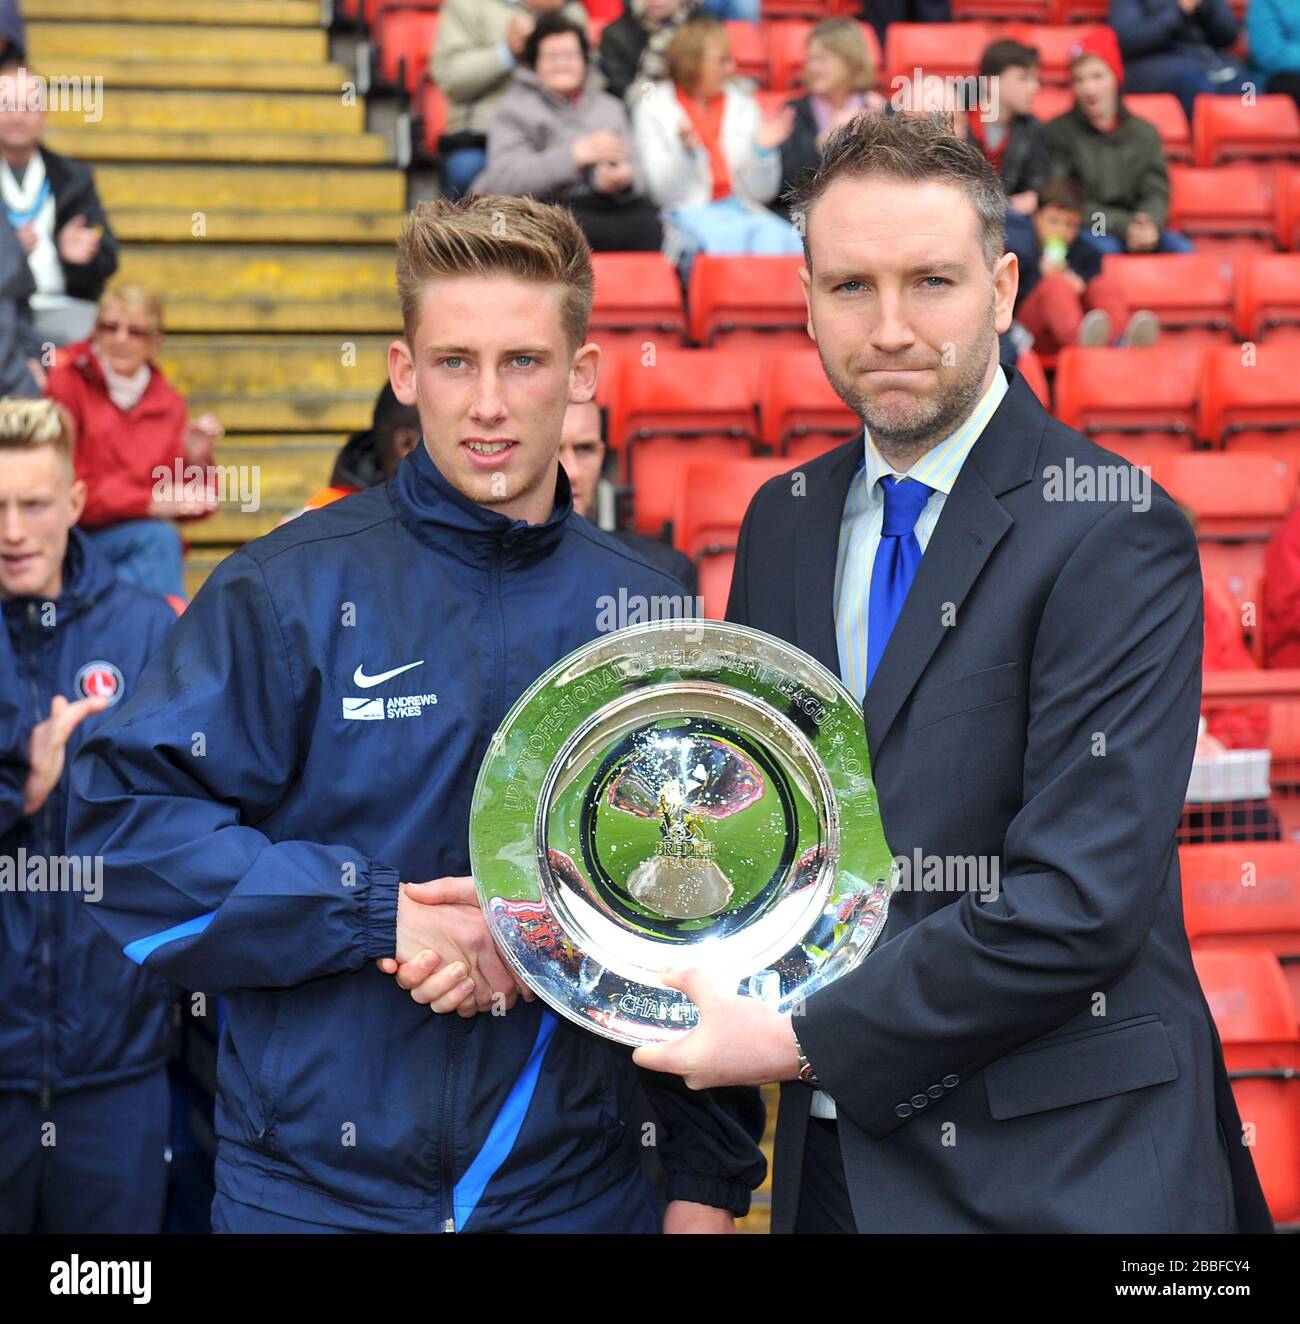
[
  {"left": 1247, "top": 0, "right": 1300, "bottom": 111},
  {"left": 1006, "top": 178, "right": 1158, "bottom": 354},
  {"left": 44, "top": 284, "right": 220, "bottom": 600},
  {"left": 633, "top": 18, "right": 801, "bottom": 262},
  {"left": 291, "top": 381, "right": 422, "bottom": 516},
  {"left": 0, "top": 0, "right": 24, "bottom": 66},
  {"left": 0, "top": 397, "right": 179, "bottom": 1235},
  {"left": 776, "top": 18, "right": 885, "bottom": 220},
  {"left": 967, "top": 40, "right": 1050, "bottom": 217},
  {"left": 473, "top": 14, "right": 663, "bottom": 252},
  {"left": 1262, "top": 502, "right": 1300, "bottom": 668},
  {"left": 1044, "top": 29, "right": 1194, "bottom": 256},
  {"left": 1111, "top": 0, "right": 1249, "bottom": 123},
  {"left": 0, "top": 212, "right": 39, "bottom": 396},
  {"left": 557, "top": 398, "right": 697, "bottom": 592},
  {"left": 600, "top": 0, "right": 696, "bottom": 103},
  {"left": 431, "top": 0, "right": 590, "bottom": 199},
  {"left": 0, "top": 66, "right": 118, "bottom": 347}
]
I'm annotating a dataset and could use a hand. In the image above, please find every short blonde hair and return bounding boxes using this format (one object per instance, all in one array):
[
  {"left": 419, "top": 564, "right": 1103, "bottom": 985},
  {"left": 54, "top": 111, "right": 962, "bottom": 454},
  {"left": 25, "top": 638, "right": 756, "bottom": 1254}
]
[
  {"left": 395, "top": 196, "right": 594, "bottom": 351},
  {"left": 98, "top": 283, "right": 165, "bottom": 335},
  {"left": 0, "top": 397, "right": 76, "bottom": 466},
  {"left": 666, "top": 17, "right": 729, "bottom": 94},
  {"left": 808, "top": 18, "right": 876, "bottom": 93}
]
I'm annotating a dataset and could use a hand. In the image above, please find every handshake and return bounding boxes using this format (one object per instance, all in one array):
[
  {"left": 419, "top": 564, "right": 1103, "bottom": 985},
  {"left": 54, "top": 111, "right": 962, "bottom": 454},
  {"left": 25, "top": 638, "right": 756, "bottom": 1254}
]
[{"left": 376, "top": 876, "right": 534, "bottom": 1018}]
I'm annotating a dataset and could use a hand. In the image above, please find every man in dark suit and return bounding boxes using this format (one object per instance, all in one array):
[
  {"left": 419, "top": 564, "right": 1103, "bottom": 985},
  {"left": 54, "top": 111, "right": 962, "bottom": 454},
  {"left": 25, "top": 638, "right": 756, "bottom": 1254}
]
[{"left": 634, "top": 112, "right": 1273, "bottom": 1233}]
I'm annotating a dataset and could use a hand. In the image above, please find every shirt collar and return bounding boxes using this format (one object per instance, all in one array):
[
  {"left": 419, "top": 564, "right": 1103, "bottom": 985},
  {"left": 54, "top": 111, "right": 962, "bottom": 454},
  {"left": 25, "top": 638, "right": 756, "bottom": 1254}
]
[{"left": 859, "top": 363, "right": 1009, "bottom": 498}]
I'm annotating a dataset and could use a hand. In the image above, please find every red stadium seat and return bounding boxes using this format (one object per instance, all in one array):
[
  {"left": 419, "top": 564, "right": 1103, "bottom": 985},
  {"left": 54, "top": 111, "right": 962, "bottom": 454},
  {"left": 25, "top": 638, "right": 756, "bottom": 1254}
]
[
  {"left": 1149, "top": 452, "right": 1294, "bottom": 538},
  {"left": 1199, "top": 344, "right": 1300, "bottom": 457},
  {"left": 1054, "top": 345, "right": 1202, "bottom": 464},
  {"left": 883, "top": 22, "right": 994, "bottom": 87},
  {"left": 1276, "top": 168, "right": 1300, "bottom": 251},
  {"left": 673, "top": 456, "right": 794, "bottom": 617},
  {"left": 590, "top": 252, "right": 687, "bottom": 353},
  {"left": 1005, "top": 23, "right": 1106, "bottom": 88},
  {"left": 755, "top": 87, "right": 799, "bottom": 118},
  {"left": 1100, "top": 253, "right": 1235, "bottom": 347},
  {"left": 1168, "top": 165, "right": 1278, "bottom": 257},
  {"left": 726, "top": 20, "right": 770, "bottom": 86},
  {"left": 1030, "top": 85, "right": 1074, "bottom": 124},
  {"left": 1125, "top": 93, "right": 1192, "bottom": 165},
  {"left": 415, "top": 72, "right": 447, "bottom": 159},
  {"left": 1182, "top": 843, "right": 1300, "bottom": 1017},
  {"left": 606, "top": 350, "right": 762, "bottom": 535},
  {"left": 1193, "top": 949, "right": 1300, "bottom": 1226},
  {"left": 374, "top": 3, "right": 440, "bottom": 97},
  {"left": 1194, "top": 94, "right": 1300, "bottom": 169},
  {"left": 1016, "top": 346, "right": 1050, "bottom": 407},
  {"left": 951, "top": 0, "right": 1050, "bottom": 20},
  {"left": 687, "top": 255, "right": 809, "bottom": 352},
  {"left": 757, "top": 349, "right": 860, "bottom": 459},
  {"left": 1235, "top": 253, "right": 1300, "bottom": 343},
  {"left": 1049, "top": 0, "right": 1107, "bottom": 19}
]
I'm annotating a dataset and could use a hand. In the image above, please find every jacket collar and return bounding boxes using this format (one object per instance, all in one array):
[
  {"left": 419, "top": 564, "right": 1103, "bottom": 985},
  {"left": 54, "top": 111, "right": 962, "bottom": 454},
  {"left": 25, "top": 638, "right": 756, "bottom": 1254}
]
[
  {"left": 63, "top": 338, "right": 173, "bottom": 418},
  {"left": 791, "top": 363, "right": 1046, "bottom": 759},
  {"left": 390, "top": 441, "right": 573, "bottom": 569},
  {"left": 2, "top": 526, "right": 117, "bottom": 637}
]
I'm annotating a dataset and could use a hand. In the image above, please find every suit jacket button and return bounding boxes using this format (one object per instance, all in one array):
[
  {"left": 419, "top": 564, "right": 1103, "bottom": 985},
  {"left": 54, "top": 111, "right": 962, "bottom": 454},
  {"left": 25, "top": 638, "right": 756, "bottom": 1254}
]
[
  {"left": 942, "top": 1074, "right": 959, "bottom": 1088},
  {"left": 910, "top": 1093, "right": 928, "bottom": 1108},
  {"left": 927, "top": 1084, "right": 944, "bottom": 1099},
  {"left": 895, "top": 1102, "right": 913, "bottom": 1118}
]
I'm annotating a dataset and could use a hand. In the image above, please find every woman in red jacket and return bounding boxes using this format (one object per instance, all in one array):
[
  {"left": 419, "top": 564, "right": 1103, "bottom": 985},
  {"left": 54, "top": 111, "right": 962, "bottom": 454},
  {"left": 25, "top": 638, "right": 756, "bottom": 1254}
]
[{"left": 43, "top": 283, "right": 218, "bottom": 598}]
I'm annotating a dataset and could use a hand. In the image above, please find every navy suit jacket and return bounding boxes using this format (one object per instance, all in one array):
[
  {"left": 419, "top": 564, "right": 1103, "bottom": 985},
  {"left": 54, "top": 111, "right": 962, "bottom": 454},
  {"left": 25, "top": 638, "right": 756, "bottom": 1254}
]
[{"left": 727, "top": 363, "right": 1274, "bottom": 1233}]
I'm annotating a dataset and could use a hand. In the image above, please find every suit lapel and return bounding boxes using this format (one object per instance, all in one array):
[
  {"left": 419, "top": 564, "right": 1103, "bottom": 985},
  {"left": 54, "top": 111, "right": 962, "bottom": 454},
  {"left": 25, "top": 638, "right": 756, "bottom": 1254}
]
[
  {"left": 862, "top": 368, "right": 1047, "bottom": 762},
  {"left": 793, "top": 436, "right": 862, "bottom": 675}
]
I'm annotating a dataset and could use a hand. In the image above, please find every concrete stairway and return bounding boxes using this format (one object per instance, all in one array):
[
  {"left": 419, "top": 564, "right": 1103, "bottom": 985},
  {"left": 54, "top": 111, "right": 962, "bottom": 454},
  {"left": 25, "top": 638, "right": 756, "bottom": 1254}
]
[{"left": 26, "top": 0, "right": 407, "bottom": 596}]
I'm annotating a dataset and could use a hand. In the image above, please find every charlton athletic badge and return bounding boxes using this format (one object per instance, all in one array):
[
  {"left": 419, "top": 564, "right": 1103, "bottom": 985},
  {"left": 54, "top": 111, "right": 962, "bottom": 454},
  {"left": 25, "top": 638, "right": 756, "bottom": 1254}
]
[{"left": 76, "top": 660, "right": 124, "bottom": 705}]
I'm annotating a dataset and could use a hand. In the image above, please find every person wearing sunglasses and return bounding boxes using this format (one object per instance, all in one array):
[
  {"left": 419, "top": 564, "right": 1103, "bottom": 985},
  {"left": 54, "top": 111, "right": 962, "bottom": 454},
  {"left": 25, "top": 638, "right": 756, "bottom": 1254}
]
[{"left": 43, "top": 284, "right": 221, "bottom": 601}]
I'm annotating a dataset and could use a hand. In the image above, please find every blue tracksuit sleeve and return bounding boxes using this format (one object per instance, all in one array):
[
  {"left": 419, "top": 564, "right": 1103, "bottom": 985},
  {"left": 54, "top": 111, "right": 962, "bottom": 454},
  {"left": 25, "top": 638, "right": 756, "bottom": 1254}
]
[
  {"left": 67, "top": 549, "right": 402, "bottom": 996},
  {"left": 640, "top": 1074, "right": 767, "bottom": 1215}
]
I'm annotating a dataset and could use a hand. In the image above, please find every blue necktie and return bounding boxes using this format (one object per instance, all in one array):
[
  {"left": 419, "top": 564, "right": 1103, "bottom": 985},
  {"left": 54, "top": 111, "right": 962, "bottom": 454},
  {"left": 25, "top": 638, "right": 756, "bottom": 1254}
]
[{"left": 866, "top": 475, "right": 935, "bottom": 688}]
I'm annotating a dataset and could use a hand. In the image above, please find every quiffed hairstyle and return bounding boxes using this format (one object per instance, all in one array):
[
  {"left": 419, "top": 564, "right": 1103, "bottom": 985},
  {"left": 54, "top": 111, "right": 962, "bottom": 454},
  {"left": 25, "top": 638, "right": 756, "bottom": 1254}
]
[
  {"left": 787, "top": 111, "right": 1007, "bottom": 271},
  {"left": 395, "top": 195, "right": 594, "bottom": 350},
  {"left": 0, "top": 397, "right": 76, "bottom": 466}
]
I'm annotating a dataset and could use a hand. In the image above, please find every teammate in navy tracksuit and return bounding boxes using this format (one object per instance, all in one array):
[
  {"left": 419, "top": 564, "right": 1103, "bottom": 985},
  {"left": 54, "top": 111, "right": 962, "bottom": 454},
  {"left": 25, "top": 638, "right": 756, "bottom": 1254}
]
[
  {"left": 0, "top": 398, "right": 178, "bottom": 1233},
  {"left": 70, "top": 196, "right": 765, "bottom": 1233}
]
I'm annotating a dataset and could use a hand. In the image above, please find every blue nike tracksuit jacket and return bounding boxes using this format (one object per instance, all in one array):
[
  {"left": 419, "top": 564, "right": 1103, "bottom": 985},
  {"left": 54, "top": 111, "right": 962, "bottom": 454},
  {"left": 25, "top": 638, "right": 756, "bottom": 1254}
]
[{"left": 69, "top": 446, "right": 765, "bottom": 1232}]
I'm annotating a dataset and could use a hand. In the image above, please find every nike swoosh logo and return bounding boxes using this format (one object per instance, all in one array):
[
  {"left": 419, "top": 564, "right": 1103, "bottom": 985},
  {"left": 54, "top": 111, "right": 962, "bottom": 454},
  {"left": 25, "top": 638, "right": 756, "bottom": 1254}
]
[{"left": 353, "top": 661, "right": 424, "bottom": 688}]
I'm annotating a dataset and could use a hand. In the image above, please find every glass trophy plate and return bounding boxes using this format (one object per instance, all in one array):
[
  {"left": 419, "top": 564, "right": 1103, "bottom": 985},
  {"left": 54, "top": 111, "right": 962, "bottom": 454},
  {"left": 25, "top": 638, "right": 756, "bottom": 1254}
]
[{"left": 470, "top": 620, "right": 895, "bottom": 1045}]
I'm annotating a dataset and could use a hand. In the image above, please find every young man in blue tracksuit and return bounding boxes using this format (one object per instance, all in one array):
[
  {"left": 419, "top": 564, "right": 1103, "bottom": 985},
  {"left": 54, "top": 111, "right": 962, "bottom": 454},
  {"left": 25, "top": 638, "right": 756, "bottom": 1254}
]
[
  {"left": 0, "top": 398, "right": 179, "bottom": 1232},
  {"left": 70, "top": 195, "right": 765, "bottom": 1233}
]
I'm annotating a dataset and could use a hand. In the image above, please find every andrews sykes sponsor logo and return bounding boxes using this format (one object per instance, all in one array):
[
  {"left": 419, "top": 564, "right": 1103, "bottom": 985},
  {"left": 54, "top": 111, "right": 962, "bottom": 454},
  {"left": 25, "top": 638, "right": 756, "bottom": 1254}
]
[{"left": 342, "top": 660, "right": 439, "bottom": 721}]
